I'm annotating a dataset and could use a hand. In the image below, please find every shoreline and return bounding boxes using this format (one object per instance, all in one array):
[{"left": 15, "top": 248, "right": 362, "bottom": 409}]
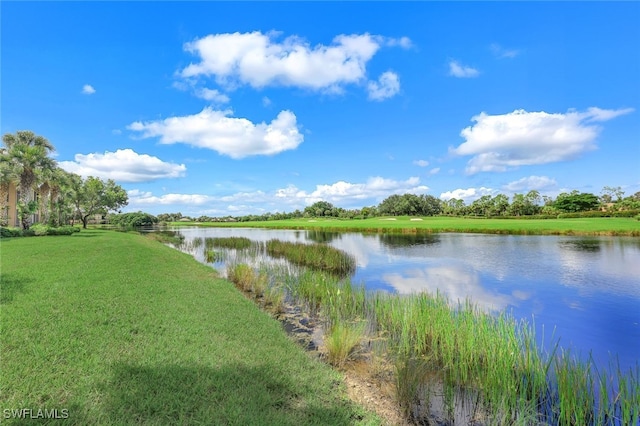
[{"left": 167, "top": 216, "right": 640, "bottom": 237}]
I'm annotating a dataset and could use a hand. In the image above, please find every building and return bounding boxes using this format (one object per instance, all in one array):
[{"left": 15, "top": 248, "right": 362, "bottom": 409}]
[{"left": 1, "top": 182, "right": 40, "bottom": 228}]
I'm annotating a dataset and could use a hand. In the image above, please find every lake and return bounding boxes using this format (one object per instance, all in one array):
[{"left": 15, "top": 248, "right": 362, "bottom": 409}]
[{"left": 172, "top": 227, "right": 640, "bottom": 372}]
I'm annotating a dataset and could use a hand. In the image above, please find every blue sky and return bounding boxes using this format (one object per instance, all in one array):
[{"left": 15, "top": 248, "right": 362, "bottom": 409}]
[{"left": 2, "top": 2, "right": 639, "bottom": 216}]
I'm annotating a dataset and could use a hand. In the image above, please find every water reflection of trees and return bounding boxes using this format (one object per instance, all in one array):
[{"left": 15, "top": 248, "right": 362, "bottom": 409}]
[
  {"left": 305, "top": 230, "right": 342, "bottom": 244},
  {"left": 559, "top": 238, "right": 602, "bottom": 253},
  {"left": 378, "top": 233, "right": 441, "bottom": 249}
]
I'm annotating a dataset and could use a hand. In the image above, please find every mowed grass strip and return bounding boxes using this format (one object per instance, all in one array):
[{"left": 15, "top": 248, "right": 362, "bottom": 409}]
[
  {"left": 177, "top": 216, "right": 640, "bottom": 236},
  {"left": 0, "top": 230, "right": 378, "bottom": 425}
]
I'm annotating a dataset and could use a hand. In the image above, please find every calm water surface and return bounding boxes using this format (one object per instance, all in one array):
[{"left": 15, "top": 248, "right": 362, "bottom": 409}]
[{"left": 173, "top": 227, "right": 640, "bottom": 371}]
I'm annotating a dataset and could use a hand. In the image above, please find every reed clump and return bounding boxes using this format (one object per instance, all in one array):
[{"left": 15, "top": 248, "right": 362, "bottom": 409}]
[
  {"left": 227, "top": 263, "right": 255, "bottom": 292},
  {"left": 266, "top": 239, "right": 356, "bottom": 275},
  {"left": 324, "top": 321, "right": 366, "bottom": 368},
  {"left": 204, "top": 250, "right": 223, "bottom": 263},
  {"left": 206, "top": 236, "right": 253, "bottom": 250},
  {"left": 394, "top": 356, "right": 431, "bottom": 420},
  {"left": 263, "top": 285, "right": 285, "bottom": 314}
]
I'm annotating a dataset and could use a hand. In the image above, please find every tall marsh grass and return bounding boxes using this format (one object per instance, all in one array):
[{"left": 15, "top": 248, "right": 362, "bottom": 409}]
[
  {"left": 324, "top": 321, "right": 366, "bottom": 368},
  {"left": 190, "top": 234, "right": 640, "bottom": 425},
  {"left": 266, "top": 239, "right": 356, "bottom": 276},
  {"left": 206, "top": 236, "right": 253, "bottom": 250}
]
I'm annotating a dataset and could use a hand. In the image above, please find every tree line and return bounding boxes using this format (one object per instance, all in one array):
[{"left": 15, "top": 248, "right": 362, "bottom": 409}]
[
  {"left": 162, "top": 189, "right": 640, "bottom": 223},
  {"left": 1, "top": 131, "right": 128, "bottom": 229}
]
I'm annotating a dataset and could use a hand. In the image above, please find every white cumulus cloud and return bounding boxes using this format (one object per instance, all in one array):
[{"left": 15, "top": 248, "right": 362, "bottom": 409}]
[
  {"left": 413, "top": 160, "right": 429, "bottom": 167},
  {"left": 440, "top": 187, "right": 498, "bottom": 203},
  {"left": 82, "top": 84, "right": 96, "bottom": 95},
  {"left": 452, "top": 107, "right": 634, "bottom": 174},
  {"left": 179, "top": 31, "right": 408, "bottom": 97},
  {"left": 128, "top": 108, "right": 303, "bottom": 159},
  {"left": 448, "top": 60, "right": 479, "bottom": 78},
  {"left": 503, "top": 176, "right": 558, "bottom": 192},
  {"left": 490, "top": 43, "right": 520, "bottom": 59},
  {"left": 367, "top": 71, "right": 400, "bottom": 101},
  {"left": 127, "top": 190, "right": 214, "bottom": 206},
  {"left": 195, "top": 88, "right": 230, "bottom": 104},
  {"left": 277, "top": 176, "right": 429, "bottom": 205},
  {"left": 59, "top": 149, "right": 186, "bottom": 183}
]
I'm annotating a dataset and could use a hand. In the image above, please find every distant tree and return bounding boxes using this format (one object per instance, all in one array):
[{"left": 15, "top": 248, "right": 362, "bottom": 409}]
[
  {"left": 525, "top": 190, "right": 542, "bottom": 214},
  {"left": 378, "top": 194, "right": 403, "bottom": 216},
  {"left": 470, "top": 195, "right": 493, "bottom": 217},
  {"left": 109, "top": 212, "right": 158, "bottom": 227},
  {"left": 418, "top": 194, "right": 442, "bottom": 216},
  {"left": 70, "top": 176, "right": 128, "bottom": 228},
  {"left": 360, "top": 205, "right": 378, "bottom": 218},
  {"left": 157, "top": 212, "right": 184, "bottom": 223},
  {"left": 442, "top": 198, "right": 465, "bottom": 216},
  {"left": 617, "top": 193, "right": 640, "bottom": 211},
  {"left": 600, "top": 186, "right": 625, "bottom": 204},
  {"left": 490, "top": 194, "right": 510, "bottom": 216},
  {"left": 304, "top": 201, "right": 336, "bottom": 217},
  {"left": 553, "top": 191, "right": 600, "bottom": 213},
  {"left": 378, "top": 193, "right": 441, "bottom": 216}
]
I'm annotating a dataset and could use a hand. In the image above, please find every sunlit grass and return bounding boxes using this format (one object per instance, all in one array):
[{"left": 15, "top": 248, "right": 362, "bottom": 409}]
[
  {"left": 175, "top": 216, "right": 640, "bottom": 236},
  {"left": 0, "top": 230, "right": 379, "bottom": 425}
]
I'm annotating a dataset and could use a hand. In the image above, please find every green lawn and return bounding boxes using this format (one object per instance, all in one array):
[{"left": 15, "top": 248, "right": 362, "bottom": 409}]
[
  {"left": 173, "top": 216, "right": 640, "bottom": 236},
  {"left": 0, "top": 230, "right": 378, "bottom": 425}
]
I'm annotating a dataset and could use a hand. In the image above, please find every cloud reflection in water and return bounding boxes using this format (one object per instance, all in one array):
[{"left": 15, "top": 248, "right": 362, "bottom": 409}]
[{"left": 383, "top": 263, "right": 515, "bottom": 312}]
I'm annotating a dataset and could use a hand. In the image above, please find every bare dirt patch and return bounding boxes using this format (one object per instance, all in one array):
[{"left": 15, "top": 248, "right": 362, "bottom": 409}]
[{"left": 342, "top": 361, "right": 409, "bottom": 425}]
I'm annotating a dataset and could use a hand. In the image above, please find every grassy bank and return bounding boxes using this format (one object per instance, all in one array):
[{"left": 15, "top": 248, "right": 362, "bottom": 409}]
[
  {"left": 0, "top": 230, "right": 378, "bottom": 425},
  {"left": 171, "top": 216, "right": 640, "bottom": 236}
]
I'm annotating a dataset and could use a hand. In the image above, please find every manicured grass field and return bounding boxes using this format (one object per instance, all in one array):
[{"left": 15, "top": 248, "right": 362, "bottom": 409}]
[
  {"left": 0, "top": 230, "right": 378, "bottom": 425},
  {"left": 175, "top": 216, "right": 640, "bottom": 236}
]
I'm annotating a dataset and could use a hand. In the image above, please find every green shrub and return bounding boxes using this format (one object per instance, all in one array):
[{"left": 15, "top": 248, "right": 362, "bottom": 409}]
[
  {"left": 557, "top": 210, "right": 640, "bottom": 219},
  {"left": 30, "top": 223, "right": 50, "bottom": 236},
  {"left": 611, "top": 210, "right": 640, "bottom": 218},
  {"left": 109, "top": 212, "right": 158, "bottom": 228},
  {"left": 27, "top": 224, "right": 79, "bottom": 236},
  {"left": 0, "top": 227, "right": 23, "bottom": 238}
]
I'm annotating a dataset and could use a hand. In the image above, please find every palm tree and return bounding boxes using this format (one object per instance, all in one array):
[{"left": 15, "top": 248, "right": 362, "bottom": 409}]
[
  {"left": 2, "top": 131, "right": 56, "bottom": 229},
  {"left": 44, "top": 167, "right": 77, "bottom": 226}
]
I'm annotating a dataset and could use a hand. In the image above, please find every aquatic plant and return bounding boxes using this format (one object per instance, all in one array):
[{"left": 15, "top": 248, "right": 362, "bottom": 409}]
[
  {"left": 265, "top": 239, "right": 356, "bottom": 275},
  {"left": 227, "top": 263, "right": 255, "bottom": 292},
  {"left": 394, "top": 356, "right": 430, "bottom": 420},
  {"left": 206, "top": 236, "right": 253, "bottom": 250},
  {"left": 324, "top": 321, "right": 366, "bottom": 368},
  {"left": 263, "top": 285, "right": 285, "bottom": 314},
  {"left": 204, "top": 250, "right": 224, "bottom": 263}
]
